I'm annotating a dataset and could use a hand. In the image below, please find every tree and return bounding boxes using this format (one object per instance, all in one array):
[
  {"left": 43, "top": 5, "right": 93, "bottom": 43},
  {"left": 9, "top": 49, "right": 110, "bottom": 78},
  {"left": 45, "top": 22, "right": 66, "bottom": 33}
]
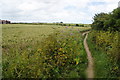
[
  {"left": 76, "top": 24, "right": 79, "bottom": 26},
  {"left": 92, "top": 13, "right": 109, "bottom": 30},
  {"left": 92, "top": 8, "right": 120, "bottom": 31},
  {"left": 104, "top": 8, "right": 120, "bottom": 31},
  {"left": 60, "top": 22, "right": 63, "bottom": 23}
]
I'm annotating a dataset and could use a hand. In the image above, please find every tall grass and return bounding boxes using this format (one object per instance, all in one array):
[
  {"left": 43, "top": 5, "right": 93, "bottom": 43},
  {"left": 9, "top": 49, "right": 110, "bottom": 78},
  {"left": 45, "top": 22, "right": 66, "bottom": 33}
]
[
  {"left": 2, "top": 24, "right": 90, "bottom": 78},
  {"left": 88, "top": 30, "right": 120, "bottom": 78}
]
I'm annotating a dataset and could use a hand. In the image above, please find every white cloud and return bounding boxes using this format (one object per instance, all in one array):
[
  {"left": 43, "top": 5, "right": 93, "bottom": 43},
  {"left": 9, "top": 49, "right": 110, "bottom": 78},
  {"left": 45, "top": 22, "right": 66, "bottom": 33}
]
[{"left": 0, "top": 0, "right": 119, "bottom": 23}]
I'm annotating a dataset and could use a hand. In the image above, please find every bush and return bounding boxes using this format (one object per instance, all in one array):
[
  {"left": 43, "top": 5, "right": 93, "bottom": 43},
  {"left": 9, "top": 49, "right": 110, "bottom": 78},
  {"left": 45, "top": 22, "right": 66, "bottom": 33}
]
[
  {"left": 75, "top": 24, "right": 79, "bottom": 26},
  {"left": 92, "top": 8, "right": 120, "bottom": 31}
]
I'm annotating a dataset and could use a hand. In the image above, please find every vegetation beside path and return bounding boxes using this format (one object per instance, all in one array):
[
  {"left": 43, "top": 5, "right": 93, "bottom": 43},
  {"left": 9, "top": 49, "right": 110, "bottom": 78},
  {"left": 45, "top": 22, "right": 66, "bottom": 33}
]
[
  {"left": 88, "top": 7, "right": 120, "bottom": 78},
  {"left": 2, "top": 24, "right": 90, "bottom": 78}
]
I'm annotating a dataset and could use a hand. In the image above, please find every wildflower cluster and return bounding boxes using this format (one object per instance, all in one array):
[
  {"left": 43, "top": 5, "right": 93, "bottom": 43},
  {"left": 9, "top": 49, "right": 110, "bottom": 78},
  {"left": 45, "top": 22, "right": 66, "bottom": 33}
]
[{"left": 35, "top": 30, "right": 87, "bottom": 78}]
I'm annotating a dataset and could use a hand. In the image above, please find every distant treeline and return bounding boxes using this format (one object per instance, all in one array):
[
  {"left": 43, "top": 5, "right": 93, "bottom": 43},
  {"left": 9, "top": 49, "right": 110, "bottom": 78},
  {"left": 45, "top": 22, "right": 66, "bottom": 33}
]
[{"left": 12, "top": 22, "right": 91, "bottom": 27}]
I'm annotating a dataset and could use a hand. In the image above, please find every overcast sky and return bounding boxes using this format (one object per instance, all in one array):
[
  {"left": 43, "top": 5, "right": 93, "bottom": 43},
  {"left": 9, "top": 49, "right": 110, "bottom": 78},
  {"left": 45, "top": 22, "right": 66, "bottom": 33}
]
[{"left": 0, "top": 0, "right": 119, "bottom": 24}]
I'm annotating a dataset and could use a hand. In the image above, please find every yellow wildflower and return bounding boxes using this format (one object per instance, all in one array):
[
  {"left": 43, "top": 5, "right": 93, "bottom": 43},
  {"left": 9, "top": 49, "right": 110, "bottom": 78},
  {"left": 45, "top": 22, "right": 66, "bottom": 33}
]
[
  {"left": 59, "top": 48, "right": 62, "bottom": 51},
  {"left": 37, "top": 48, "right": 42, "bottom": 52},
  {"left": 76, "top": 61, "right": 79, "bottom": 65}
]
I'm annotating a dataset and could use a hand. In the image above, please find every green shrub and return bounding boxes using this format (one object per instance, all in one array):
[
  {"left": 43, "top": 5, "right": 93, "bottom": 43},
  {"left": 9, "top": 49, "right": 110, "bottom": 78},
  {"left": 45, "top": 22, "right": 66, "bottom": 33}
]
[{"left": 92, "top": 8, "right": 120, "bottom": 31}]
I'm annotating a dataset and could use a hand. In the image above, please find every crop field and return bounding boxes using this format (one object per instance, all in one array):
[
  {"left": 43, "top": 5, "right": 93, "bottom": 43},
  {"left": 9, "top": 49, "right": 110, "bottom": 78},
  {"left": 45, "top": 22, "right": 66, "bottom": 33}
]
[
  {"left": 2, "top": 24, "right": 91, "bottom": 78},
  {"left": 2, "top": 24, "right": 90, "bottom": 50}
]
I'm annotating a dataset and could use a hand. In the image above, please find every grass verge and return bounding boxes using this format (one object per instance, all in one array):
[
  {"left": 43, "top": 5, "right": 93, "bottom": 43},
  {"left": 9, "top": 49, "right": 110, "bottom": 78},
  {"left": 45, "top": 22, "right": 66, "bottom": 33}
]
[{"left": 87, "top": 33, "right": 118, "bottom": 78}]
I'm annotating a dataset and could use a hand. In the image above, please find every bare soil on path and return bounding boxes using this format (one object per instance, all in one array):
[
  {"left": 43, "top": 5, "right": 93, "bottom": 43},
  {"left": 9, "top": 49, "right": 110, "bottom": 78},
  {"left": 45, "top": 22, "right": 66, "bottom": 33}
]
[{"left": 83, "top": 32, "right": 94, "bottom": 78}]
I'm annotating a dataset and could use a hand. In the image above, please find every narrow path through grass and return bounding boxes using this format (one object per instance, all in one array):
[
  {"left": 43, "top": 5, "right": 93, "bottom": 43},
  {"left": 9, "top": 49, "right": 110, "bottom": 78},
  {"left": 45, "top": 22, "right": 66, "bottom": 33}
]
[{"left": 83, "top": 32, "right": 94, "bottom": 78}]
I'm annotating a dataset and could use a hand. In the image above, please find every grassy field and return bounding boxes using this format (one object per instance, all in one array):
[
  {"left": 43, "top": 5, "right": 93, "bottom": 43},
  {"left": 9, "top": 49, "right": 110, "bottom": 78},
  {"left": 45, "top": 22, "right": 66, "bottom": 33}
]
[
  {"left": 2, "top": 24, "right": 91, "bottom": 78},
  {"left": 2, "top": 24, "right": 90, "bottom": 41},
  {"left": 2, "top": 24, "right": 90, "bottom": 52}
]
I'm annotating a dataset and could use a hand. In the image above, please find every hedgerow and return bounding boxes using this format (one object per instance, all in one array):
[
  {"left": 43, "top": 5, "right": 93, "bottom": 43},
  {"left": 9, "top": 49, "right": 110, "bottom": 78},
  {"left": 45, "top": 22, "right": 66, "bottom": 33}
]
[{"left": 89, "top": 30, "right": 120, "bottom": 77}]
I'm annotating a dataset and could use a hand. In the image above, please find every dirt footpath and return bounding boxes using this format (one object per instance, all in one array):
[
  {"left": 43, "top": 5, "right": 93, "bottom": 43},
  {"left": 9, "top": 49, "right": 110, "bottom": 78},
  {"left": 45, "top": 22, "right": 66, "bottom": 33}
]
[{"left": 83, "top": 32, "right": 94, "bottom": 78}]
